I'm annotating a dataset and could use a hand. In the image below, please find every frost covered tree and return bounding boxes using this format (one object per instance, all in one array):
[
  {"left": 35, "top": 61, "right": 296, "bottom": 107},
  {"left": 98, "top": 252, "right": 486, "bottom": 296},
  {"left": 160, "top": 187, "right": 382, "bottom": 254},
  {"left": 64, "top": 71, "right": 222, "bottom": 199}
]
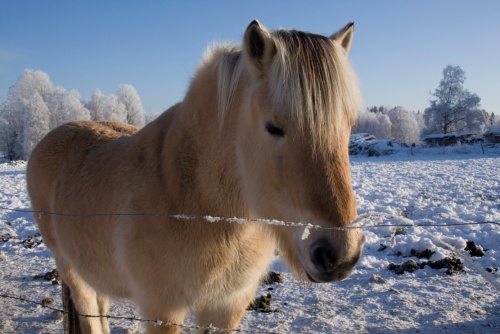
[
  {"left": 352, "top": 108, "right": 375, "bottom": 135},
  {"left": 0, "top": 69, "right": 53, "bottom": 159},
  {"left": 353, "top": 108, "right": 392, "bottom": 139},
  {"left": 424, "top": 65, "right": 486, "bottom": 134},
  {"left": 103, "top": 95, "right": 127, "bottom": 123},
  {"left": 0, "top": 69, "right": 148, "bottom": 159},
  {"left": 388, "top": 106, "right": 421, "bottom": 144},
  {"left": 46, "top": 86, "right": 67, "bottom": 129},
  {"left": 0, "top": 69, "right": 95, "bottom": 159},
  {"left": 117, "top": 84, "right": 145, "bottom": 127},
  {"left": 87, "top": 89, "right": 107, "bottom": 121},
  {"left": 87, "top": 85, "right": 145, "bottom": 127},
  {"left": 491, "top": 116, "right": 500, "bottom": 133},
  {"left": 354, "top": 106, "right": 423, "bottom": 143},
  {"left": 46, "top": 88, "right": 90, "bottom": 128},
  {"left": 145, "top": 111, "right": 161, "bottom": 124},
  {"left": 374, "top": 112, "right": 392, "bottom": 139},
  {"left": 488, "top": 112, "right": 495, "bottom": 128},
  {"left": 22, "top": 92, "right": 50, "bottom": 159},
  {"left": 65, "top": 90, "right": 90, "bottom": 122}
]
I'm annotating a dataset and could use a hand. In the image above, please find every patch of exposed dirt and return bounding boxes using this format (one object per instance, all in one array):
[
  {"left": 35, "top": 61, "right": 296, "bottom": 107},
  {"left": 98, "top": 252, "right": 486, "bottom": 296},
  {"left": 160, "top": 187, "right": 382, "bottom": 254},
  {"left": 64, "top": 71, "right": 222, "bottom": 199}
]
[
  {"left": 388, "top": 259, "right": 419, "bottom": 275},
  {"left": 34, "top": 269, "right": 60, "bottom": 284},
  {"left": 388, "top": 257, "right": 464, "bottom": 275},
  {"left": 21, "top": 233, "right": 43, "bottom": 249},
  {"left": 465, "top": 240, "right": 485, "bottom": 257},
  {"left": 248, "top": 272, "right": 284, "bottom": 313},
  {"left": 388, "top": 241, "right": 489, "bottom": 276},
  {"left": 410, "top": 248, "right": 435, "bottom": 259},
  {"left": 0, "top": 233, "right": 17, "bottom": 242},
  {"left": 247, "top": 293, "right": 280, "bottom": 313},
  {"left": 261, "top": 271, "right": 284, "bottom": 285},
  {"left": 41, "top": 297, "right": 54, "bottom": 307}
]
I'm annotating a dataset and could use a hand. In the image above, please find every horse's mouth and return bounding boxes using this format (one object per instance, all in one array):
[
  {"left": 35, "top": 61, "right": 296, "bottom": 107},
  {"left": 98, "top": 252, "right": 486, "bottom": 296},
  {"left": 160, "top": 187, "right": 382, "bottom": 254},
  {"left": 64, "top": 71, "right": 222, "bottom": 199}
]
[
  {"left": 305, "top": 271, "right": 320, "bottom": 283},
  {"left": 304, "top": 237, "right": 359, "bottom": 283},
  {"left": 305, "top": 253, "right": 359, "bottom": 283},
  {"left": 305, "top": 269, "right": 352, "bottom": 283}
]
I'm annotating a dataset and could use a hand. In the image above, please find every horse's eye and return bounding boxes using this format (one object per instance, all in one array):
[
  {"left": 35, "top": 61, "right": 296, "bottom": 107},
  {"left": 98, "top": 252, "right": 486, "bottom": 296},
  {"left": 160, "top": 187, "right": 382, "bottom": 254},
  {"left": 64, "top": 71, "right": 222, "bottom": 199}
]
[{"left": 265, "top": 122, "right": 285, "bottom": 137}]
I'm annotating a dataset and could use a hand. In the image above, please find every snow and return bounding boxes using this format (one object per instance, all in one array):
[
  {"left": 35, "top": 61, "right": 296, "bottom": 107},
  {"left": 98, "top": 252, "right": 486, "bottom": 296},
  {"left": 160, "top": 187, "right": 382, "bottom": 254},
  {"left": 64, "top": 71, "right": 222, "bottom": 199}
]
[{"left": 0, "top": 146, "right": 499, "bottom": 333}]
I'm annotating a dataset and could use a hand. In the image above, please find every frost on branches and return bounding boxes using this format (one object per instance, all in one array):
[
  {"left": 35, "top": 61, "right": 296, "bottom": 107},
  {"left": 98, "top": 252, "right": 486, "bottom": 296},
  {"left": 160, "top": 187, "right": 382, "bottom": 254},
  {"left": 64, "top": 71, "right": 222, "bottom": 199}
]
[
  {"left": 423, "top": 65, "right": 488, "bottom": 135},
  {"left": 118, "top": 84, "right": 146, "bottom": 128},
  {"left": 0, "top": 69, "right": 146, "bottom": 160},
  {"left": 353, "top": 106, "right": 423, "bottom": 145},
  {"left": 352, "top": 65, "right": 491, "bottom": 146}
]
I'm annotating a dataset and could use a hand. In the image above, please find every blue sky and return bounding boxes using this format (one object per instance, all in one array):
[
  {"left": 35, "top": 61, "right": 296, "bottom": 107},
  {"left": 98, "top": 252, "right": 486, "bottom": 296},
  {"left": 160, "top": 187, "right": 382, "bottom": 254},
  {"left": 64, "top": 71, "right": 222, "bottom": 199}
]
[{"left": 1, "top": 1, "right": 499, "bottom": 115}]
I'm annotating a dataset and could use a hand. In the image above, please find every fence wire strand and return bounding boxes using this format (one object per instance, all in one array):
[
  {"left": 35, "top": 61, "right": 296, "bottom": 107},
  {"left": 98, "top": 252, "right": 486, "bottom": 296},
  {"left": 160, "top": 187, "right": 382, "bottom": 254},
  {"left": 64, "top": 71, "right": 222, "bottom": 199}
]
[
  {"left": 0, "top": 293, "right": 273, "bottom": 333},
  {"left": 1, "top": 205, "right": 498, "bottom": 231},
  {"left": 1, "top": 205, "right": 499, "bottom": 333}
]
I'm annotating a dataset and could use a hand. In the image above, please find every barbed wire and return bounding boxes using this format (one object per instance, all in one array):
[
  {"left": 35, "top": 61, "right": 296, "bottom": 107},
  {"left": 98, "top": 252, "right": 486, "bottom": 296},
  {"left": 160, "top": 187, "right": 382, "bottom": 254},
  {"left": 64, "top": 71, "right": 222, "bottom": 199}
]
[
  {"left": 1, "top": 205, "right": 499, "bottom": 332},
  {"left": 0, "top": 293, "right": 279, "bottom": 334},
  {"left": 1, "top": 205, "right": 498, "bottom": 231}
]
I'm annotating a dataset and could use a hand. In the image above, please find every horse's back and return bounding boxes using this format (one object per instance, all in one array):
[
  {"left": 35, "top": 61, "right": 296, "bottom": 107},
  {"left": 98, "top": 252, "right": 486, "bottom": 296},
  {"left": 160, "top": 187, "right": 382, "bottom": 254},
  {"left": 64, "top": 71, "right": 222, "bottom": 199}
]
[
  {"left": 30, "top": 120, "right": 136, "bottom": 163},
  {"left": 27, "top": 121, "right": 138, "bottom": 245},
  {"left": 28, "top": 120, "right": 137, "bottom": 193}
]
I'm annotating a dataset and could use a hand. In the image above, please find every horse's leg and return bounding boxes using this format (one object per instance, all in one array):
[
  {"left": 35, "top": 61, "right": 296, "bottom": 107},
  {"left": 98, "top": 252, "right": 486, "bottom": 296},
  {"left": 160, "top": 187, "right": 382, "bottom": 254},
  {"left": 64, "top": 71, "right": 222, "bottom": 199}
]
[
  {"left": 195, "top": 293, "right": 254, "bottom": 333},
  {"left": 140, "top": 304, "right": 188, "bottom": 334},
  {"left": 57, "top": 259, "right": 104, "bottom": 334},
  {"left": 196, "top": 308, "right": 247, "bottom": 334},
  {"left": 97, "top": 294, "right": 110, "bottom": 334}
]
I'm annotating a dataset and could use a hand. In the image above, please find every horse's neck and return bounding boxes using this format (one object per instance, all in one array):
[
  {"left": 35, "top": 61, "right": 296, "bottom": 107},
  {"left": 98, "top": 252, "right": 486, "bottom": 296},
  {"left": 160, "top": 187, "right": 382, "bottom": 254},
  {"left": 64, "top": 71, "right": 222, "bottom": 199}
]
[{"left": 158, "top": 70, "right": 246, "bottom": 217}]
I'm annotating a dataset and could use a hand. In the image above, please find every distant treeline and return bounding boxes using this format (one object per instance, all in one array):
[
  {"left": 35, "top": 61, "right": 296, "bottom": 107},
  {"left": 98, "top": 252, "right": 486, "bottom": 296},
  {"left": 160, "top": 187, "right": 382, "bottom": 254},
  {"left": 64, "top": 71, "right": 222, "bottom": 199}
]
[
  {"left": 0, "top": 65, "right": 498, "bottom": 160},
  {"left": 354, "top": 66, "right": 497, "bottom": 144},
  {"left": 0, "top": 69, "right": 158, "bottom": 160}
]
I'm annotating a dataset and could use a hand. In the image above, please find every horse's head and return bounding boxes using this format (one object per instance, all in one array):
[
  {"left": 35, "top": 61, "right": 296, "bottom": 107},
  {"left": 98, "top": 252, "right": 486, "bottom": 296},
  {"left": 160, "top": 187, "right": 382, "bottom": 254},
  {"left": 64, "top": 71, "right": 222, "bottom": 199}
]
[
  {"left": 218, "top": 20, "right": 364, "bottom": 283},
  {"left": 235, "top": 20, "right": 365, "bottom": 283}
]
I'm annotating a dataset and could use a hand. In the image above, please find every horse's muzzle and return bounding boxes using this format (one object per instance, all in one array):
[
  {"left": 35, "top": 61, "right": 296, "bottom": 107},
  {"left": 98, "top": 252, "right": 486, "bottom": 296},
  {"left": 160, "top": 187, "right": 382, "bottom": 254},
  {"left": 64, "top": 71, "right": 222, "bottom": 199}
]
[{"left": 307, "top": 237, "right": 362, "bottom": 283}]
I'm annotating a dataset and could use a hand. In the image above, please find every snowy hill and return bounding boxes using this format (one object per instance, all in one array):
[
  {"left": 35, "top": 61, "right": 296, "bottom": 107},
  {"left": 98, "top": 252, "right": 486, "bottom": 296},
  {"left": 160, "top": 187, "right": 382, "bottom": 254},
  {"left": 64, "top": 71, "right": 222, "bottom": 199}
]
[{"left": 0, "top": 149, "right": 499, "bottom": 333}]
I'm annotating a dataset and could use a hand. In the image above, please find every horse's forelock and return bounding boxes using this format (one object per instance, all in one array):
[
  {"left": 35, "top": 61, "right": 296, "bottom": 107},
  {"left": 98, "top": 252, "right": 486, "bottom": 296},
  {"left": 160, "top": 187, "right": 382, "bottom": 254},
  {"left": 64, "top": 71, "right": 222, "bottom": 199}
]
[
  {"left": 212, "top": 29, "right": 361, "bottom": 144},
  {"left": 269, "top": 30, "right": 361, "bottom": 146}
]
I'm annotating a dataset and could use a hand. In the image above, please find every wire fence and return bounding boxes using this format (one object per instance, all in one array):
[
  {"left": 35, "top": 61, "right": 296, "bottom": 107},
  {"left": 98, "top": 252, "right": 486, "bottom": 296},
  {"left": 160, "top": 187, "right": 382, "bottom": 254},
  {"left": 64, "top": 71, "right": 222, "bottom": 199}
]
[
  {"left": 1, "top": 205, "right": 499, "bottom": 333},
  {"left": 1, "top": 205, "right": 498, "bottom": 231},
  {"left": 0, "top": 293, "right": 269, "bottom": 334}
]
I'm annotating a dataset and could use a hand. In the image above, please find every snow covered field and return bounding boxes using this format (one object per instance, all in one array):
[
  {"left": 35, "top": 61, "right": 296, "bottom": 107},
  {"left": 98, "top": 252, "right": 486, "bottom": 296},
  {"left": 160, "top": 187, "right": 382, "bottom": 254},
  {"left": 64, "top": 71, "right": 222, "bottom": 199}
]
[{"left": 0, "top": 145, "right": 499, "bottom": 333}]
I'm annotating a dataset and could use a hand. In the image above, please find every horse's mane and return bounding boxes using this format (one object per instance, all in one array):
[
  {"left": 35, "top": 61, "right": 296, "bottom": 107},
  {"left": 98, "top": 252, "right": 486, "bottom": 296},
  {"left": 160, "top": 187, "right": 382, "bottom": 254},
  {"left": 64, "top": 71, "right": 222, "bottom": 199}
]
[{"left": 202, "top": 28, "right": 361, "bottom": 146}]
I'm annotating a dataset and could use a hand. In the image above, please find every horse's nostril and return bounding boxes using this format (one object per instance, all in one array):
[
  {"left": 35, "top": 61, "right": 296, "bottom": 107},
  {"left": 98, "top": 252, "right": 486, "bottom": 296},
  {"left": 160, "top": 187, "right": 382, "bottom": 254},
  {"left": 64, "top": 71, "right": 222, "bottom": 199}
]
[{"left": 311, "top": 245, "right": 338, "bottom": 274}]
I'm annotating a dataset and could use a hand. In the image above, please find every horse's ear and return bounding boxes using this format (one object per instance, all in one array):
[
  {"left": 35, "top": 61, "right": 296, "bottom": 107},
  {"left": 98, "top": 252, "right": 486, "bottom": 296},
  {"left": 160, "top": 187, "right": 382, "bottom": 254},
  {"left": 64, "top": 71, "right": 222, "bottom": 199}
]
[
  {"left": 330, "top": 22, "right": 354, "bottom": 53},
  {"left": 243, "top": 20, "right": 276, "bottom": 78}
]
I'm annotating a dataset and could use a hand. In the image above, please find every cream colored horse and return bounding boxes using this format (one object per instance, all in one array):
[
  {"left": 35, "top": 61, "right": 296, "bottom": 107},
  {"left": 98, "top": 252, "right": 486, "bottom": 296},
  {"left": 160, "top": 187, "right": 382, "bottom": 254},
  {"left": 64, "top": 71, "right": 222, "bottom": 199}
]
[{"left": 27, "top": 20, "right": 364, "bottom": 333}]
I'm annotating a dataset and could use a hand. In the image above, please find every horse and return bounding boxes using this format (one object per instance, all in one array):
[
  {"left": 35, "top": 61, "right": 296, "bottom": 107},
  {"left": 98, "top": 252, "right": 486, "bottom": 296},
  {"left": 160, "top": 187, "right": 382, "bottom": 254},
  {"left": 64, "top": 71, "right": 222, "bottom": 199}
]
[{"left": 27, "top": 20, "right": 365, "bottom": 333}]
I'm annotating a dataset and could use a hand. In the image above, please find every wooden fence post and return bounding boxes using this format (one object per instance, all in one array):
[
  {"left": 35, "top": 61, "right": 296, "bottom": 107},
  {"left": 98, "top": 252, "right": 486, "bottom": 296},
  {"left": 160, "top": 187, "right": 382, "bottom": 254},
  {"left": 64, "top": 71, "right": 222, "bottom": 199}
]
[{"left": 62, "top": 281, "right": 82, "bottom": 334}]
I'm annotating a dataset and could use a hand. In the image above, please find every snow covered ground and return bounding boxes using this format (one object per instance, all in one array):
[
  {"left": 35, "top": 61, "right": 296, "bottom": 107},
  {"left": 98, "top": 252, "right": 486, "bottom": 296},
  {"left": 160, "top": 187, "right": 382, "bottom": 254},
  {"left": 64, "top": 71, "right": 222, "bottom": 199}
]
[{"left": 0, "top": 144, "right": 499, "bottom": 333}]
